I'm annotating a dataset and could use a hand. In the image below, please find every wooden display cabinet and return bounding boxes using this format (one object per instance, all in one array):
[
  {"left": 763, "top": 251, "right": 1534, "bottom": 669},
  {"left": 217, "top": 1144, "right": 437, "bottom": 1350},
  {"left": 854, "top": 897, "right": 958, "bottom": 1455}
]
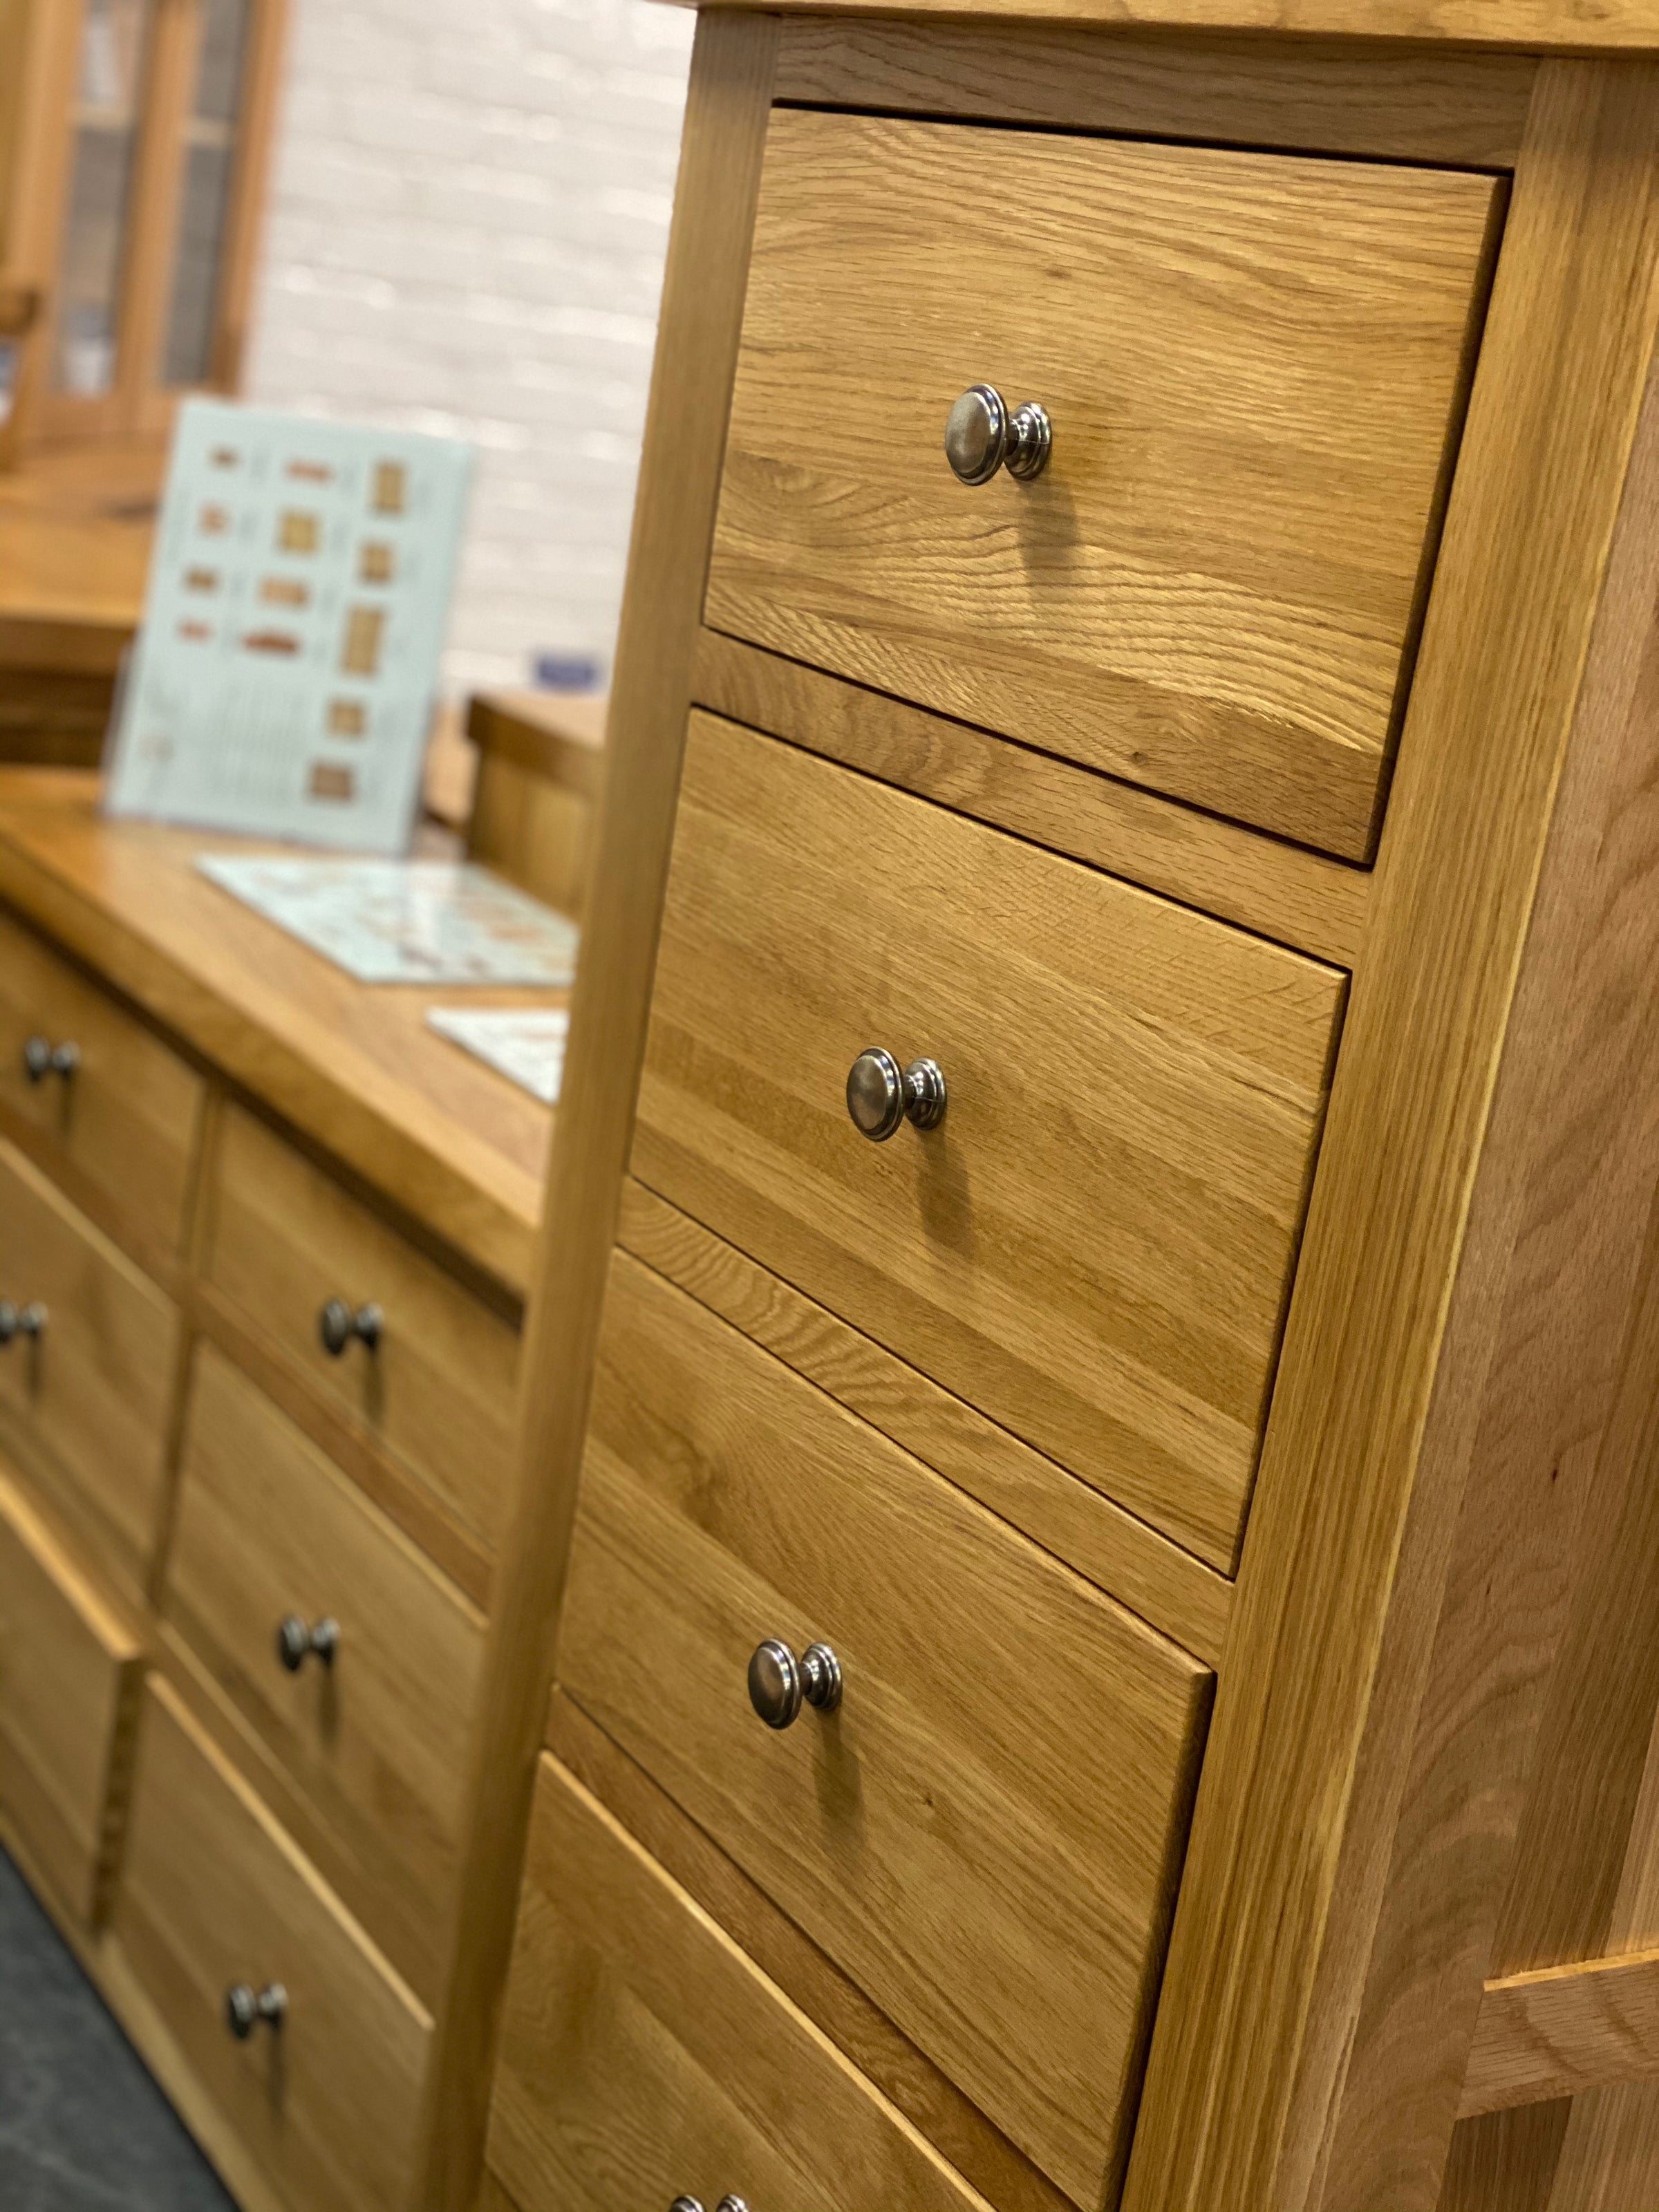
[{"left": 0, "top": 0, "right": 286, "bottom": 464}]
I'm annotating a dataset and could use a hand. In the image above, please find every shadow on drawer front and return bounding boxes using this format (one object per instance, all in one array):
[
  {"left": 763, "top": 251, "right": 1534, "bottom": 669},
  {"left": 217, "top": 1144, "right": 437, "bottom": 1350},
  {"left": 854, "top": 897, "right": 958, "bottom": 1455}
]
[
  {"left": 636, "top": 713, "right": 1347, "bottom": 1575},
  {"left": 707, "top": 107, "right": 1503, "bottom": 863},
  {"left": 558, "top": 1251, "right": 1212, "bottom": 2210},
  {"left": 162, "top": 1344, "right": 485, "bottom": 2002},
  {"left": 0, "top": 1136, "right": 178, "bottom": 1593},
  {"left": 489, "top": 1754, "right": 988, "bottom": 2212},
  {"left": 111, "top": 1681, "right": 431, "bottom": 2212},
  {"left": 0, "top": 1465, "right": 140, "bottom": 1924}
]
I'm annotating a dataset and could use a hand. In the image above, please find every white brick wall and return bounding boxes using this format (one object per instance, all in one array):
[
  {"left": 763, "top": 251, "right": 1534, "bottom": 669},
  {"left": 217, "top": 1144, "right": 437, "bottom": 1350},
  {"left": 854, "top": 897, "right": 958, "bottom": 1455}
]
[{"left": 242, "top": 0, "right": 695, "bottom": 695}]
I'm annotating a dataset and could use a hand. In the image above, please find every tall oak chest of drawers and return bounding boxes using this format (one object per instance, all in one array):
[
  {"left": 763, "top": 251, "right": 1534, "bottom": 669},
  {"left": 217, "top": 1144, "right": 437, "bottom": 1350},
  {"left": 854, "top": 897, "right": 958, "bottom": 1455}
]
[{"left": 447, "top": 11, "right": 1659, "bottom": 2212}]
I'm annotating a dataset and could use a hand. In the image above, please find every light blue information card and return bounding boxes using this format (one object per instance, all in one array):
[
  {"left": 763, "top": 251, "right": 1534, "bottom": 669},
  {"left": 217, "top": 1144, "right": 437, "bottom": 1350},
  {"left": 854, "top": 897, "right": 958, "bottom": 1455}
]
[{"left": 104, "top": 398, "right": 473, "bottom": 854}]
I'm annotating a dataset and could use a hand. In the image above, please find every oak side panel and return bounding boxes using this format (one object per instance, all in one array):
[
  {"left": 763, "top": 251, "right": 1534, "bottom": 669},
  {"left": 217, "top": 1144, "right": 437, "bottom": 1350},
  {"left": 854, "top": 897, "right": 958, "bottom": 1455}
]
[
  {"left": 772, "top": 19, "right": 1537, "bottom": 166},
  {"left": 1439, "top": 2103, "right": 1573, "bottom": 2212},
  {"left": 1121, "top": 59, "right": 1659, "bottom": 2212},
  {"left": 413, "top": 17, "right": 783, "bottom": 2209},
  {"left": 1546, "top": 2081, "right": 1659, "bottom": 2209},
  {"left": 691, "top": 631, "right": 1369, "bottom": 968}
]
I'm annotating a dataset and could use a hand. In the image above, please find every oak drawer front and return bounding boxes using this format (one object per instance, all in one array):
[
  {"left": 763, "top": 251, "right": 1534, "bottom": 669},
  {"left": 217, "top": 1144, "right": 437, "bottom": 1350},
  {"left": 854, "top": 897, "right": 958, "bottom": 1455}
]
[
  {"left": 200, "top": 1103, "right": 517, "bottom": 1550},
  {"left": 113, "top": 1681, "right": 431, "bottom": 2212},
  {"left": 0, "top": 1467, "right": 140, "bottom": 1924},
  {"left": 0, "top": 1136, "right": 178, "bottom": 1592},
  {"left": 0, "top": 908, "right": 202, "bottom": 1250},
  {"left": 559, "top": 1253, "right": 1212, "bottom": 2209},
  {"left": 635, "top": 714, "right": 1345, "bottom": 1573},
  {"left": 706, "top": 109, "right": 1501, "bottom": 863},
  {"left": 163, "top": 1347, "right": 485, "bottom": 2002},
  {"left": 489, "top": 1753, "right": 988, "bottom": 2212}
]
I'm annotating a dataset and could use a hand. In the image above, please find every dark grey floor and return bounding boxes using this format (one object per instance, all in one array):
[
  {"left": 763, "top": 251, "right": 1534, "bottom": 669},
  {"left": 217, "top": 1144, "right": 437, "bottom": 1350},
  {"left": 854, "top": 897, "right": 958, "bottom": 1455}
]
[{"left": 0, "top": 1847, "right": 234, "bottom": 2210}]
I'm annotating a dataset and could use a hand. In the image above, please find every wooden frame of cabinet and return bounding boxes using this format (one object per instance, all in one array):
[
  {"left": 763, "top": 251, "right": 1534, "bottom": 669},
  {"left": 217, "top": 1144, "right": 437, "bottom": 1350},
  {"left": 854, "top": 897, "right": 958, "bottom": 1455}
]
[
  {"left": 0, "top": 0, "right": 287, "bottom": 467},
  {"left": 416, "top": 17, "right": 1659, "bottom": 2212}
]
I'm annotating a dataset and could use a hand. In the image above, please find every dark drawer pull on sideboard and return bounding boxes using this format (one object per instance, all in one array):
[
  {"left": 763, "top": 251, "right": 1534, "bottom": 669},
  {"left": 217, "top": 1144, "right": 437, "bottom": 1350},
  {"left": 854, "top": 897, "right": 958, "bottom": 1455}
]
[
  {"left": 747, "top": 1638, "right": 843, "bottom": 1730},
  {"left": 317, "top": 1297, "right": 382, "bottom": 1357},
  {"left": 224, "top": 1981, "right": 288, "bottom": 2038},
  {"left": 276, "top": 1613, "right": 340, "bottom": 1672},
  {"left": 0, "top": 1300, "right": 46, "bottom": 1344},
  {"left": 845, "top": 1047, "right": 947, "bottom": 1142},
  {"left": 21, "top": 1035, "right": 79, "bottom": 1083}
]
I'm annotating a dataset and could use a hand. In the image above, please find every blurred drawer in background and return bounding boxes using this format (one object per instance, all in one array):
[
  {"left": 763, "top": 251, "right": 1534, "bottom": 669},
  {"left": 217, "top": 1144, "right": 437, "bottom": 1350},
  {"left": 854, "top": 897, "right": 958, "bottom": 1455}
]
[
  {"left": 0, "top": 1464, "right": 141, "bottom": 1925},
  {"left": 489, "top": 1754, "right": 987, "bottom": 2212},
  {"left": 464, "top": 688, "right": 606, "bottom": 919},
  {"left": 708, "top": 108, "right": 1502, "bottom": 861},
  {"left": 559, "top": 1250, "right": 1212, "bottom": 2211},
  {"left": 111, "top": 1682, "right": 432, "bottom": 2212},
  {"left": 163, "top": 1345, "right": 485, "bottom": 2002},
  {"left": 0, "top": 1136, "right": 179, "bottom": 1593},
  {"left": 0, "top": 907, "right": 204, "bottom": 1252},
  {"left": 198, "top": 1103, "right": 519, "bottom": 1554}
]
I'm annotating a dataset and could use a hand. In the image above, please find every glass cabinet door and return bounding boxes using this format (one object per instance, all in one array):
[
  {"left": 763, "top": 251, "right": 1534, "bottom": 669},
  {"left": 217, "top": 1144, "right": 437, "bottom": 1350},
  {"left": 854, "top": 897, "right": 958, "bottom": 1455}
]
[
  {"left": 162, "top": 0, "right": 250, "bottom": 387},
  {"left": 23, "top": 0, "right": 278, "bottom": 447},
  {"left": 53, "top": 0, "right": 157, "bottom": 397}
]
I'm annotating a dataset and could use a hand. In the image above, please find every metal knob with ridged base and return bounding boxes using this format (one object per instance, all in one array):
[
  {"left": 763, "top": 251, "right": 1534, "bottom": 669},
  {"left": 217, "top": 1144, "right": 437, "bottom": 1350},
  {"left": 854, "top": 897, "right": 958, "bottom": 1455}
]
[
  {"left": 747, "top": 1638, "right": 843, "bottom": 1730},
  {"left": 276, "top": 1614, "right": 339, "bottom": 1672},
  {"left": 845, "top": 1046, "right": 946, "bottom": 1142},
  {"left": 225, "top": 1981, "right": 287, "bottom": 2038},
  {"left": 945, "top": 382, "right": 1051, "bottom": 485},
  {"left": 317, "top": 1297, "right": 382, "bottom": 1357}
]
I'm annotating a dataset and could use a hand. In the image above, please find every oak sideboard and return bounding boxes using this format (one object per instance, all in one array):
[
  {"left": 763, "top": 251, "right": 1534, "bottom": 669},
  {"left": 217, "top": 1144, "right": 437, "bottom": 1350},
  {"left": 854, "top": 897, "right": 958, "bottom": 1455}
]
[{"left": 454, "top": 12, "right": 1659, "bottom": 2212}]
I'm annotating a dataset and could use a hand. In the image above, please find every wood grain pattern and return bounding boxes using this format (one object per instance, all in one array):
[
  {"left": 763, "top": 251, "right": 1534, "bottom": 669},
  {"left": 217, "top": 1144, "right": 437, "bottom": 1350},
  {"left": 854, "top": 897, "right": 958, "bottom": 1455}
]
[
  {"left": 636, "top": 711, "right": 1344, "bottom": 1572},
  {"left": 543, "top": 1688, "right": 1074, "bottom": 2212},
  {"left": 1544, "top": 2081, "right": 1659, "bottom": 2209},
  {"left": 0, "top": 1461, "right": 140, "bottom": 1926},
  {"left": 0, "top": 902, "right": 203, "bottom": 1252},
  {"left": 1439, "top": 2102, "right": 1573, "bottom": 2212},
  {"left": 200, "top": 1103, "right": 518, "bottom": 1554},
  {"left": 415, "top": 21, "right": 784, "bottom": 2206},
  {"left": 691, "top": 630, "right": 1369, "bottom": 969},
  {"left": 0, "top": 771, "right": 553, "bottom": 1293},
  {"left": 1461, "top": 1951, "right": 1659, "bottom": 2117},
  {"left": 707, "top": 109, "right": 1501, "bottom": 861},
  {"left": 772, "top": 20, "right": 1537, "bottom": 167},
  {"left": 111, "top": 1681, "right": 432, "bottom": 2212},
  {"left": 558, "top": 1250, "right": 1211, "bottom": 2208},
  {"left": 1121, "top": 59, "right": 1659, "bottom": 2212},
  {"left": 464, "top": 689, "right": 606, "bottom": 919},
  {"left": 488, "top": 1754, "right": 993, "bottom": 2212},
  {"left": 672, "top": 0, "right": 1659, "bottom": 52},
  {"left": 618, "top": 1177, "right": 1232, "bottom": 1665},
  {"left": 0, "top": 1135, "right": 178, "bottom": 1595},
  {"left": 162, "top": 1346, "right": 485, "bottom": 2005}
]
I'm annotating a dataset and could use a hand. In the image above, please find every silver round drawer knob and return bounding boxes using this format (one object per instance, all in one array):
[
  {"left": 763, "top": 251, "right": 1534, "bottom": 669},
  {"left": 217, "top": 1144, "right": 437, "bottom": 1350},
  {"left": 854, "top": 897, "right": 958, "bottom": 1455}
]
[
  {"left": 22, "top": 1034, "right": 79, "bottom": 1084},
  {"left": 748, "top": 1638, "right": 843, "bottom": 1730},
  {"left": 945, "top": 382, "right": 1051, "bottom": 485},
  {"left": 317, "top": 1297, "right": 382, "bottom": 1357},
  {"left": 225, "top": 1981, "right": 287, "bottom": 2038},
  {"left": 717, "top": 2200, "right": 752, "bottom": 2212},
  {"left": 0, "top": 1300, "right": 46, "bottom": 1344},
  {"left": 668, "top": 2200, "right": 705, "bottom": 2212},
  {"left": 276, "top": 1614, "right": 339, "bottom": 1672},
  {"left": 845, "top": 1047, "right": 946, "bottom": 1142}
]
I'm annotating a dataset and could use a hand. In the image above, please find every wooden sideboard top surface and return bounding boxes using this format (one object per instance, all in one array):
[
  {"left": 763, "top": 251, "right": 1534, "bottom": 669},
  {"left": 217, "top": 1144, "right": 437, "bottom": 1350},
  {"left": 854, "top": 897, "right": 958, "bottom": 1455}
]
[
  {"left": 0, "top": 769, "right": 557, "bottom": 1293},
  {"left": 666, "top": 0, "right": 1659, "bottom": 52}
]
